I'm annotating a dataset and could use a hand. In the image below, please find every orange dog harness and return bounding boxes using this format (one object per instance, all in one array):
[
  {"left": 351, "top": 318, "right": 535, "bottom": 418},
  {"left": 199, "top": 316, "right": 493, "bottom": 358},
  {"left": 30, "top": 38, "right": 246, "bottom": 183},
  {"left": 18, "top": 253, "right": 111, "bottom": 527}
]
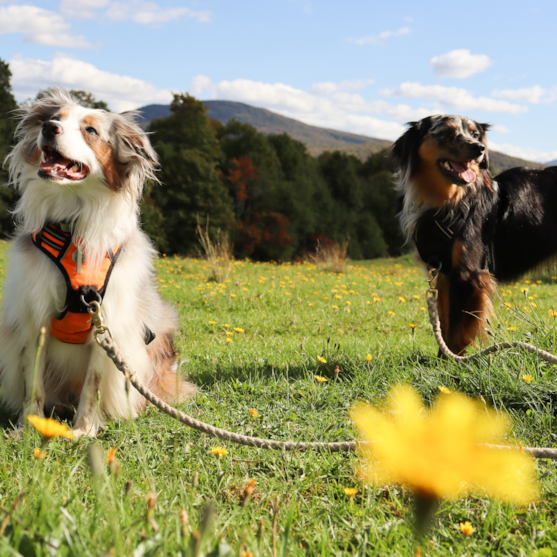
[{"left": 32, "top": 223, "right": 121, "bottom": 344}]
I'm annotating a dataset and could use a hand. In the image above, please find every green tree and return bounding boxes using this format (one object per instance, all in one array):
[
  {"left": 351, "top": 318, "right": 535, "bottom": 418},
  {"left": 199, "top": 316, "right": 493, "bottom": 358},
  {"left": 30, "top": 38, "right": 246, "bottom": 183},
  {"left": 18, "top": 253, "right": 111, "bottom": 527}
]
[
  {"left": 0, "top": 58, "right": 19, "bottom": 237},
  {"left": 69, "top": 90, "right": 110, "bottom": 111},
  {"left": 149, "top": 94, "right": 234, "bottom": 255}
]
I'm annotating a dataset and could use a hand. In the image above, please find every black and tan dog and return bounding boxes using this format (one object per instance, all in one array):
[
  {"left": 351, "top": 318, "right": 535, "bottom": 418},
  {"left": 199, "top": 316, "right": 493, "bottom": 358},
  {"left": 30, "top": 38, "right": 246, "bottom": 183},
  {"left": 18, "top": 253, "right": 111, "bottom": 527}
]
[{"left": 392, "top": 114, "right": 557, "bottom": 354}]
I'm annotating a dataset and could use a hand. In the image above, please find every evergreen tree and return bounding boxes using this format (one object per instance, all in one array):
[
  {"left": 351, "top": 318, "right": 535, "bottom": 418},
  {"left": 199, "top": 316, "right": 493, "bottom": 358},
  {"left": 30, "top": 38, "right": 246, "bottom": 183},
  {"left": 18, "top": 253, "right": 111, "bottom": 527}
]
[
  {"left": 69, "top": 90, "right": 110, "bottom": 111},
  {"left": 149, "top": 94, "right": 234, "bottom": 254},
  {"left": 0, "top": 58, "right": 19, "bottom": 237}
]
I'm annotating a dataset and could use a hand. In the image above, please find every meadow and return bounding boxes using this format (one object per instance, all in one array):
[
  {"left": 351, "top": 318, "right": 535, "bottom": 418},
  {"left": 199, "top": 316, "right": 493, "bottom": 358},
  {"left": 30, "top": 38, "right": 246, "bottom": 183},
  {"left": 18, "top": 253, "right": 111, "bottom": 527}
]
[{"left": 1, "top": 239, "right": 557, "bottom": 555}]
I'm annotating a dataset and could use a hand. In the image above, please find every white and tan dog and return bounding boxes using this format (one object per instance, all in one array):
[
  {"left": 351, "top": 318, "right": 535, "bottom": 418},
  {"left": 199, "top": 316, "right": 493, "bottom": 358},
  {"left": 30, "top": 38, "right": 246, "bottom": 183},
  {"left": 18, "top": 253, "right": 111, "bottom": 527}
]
[{"left": 1, "top": 87, "right": 194, "bottom": 437}]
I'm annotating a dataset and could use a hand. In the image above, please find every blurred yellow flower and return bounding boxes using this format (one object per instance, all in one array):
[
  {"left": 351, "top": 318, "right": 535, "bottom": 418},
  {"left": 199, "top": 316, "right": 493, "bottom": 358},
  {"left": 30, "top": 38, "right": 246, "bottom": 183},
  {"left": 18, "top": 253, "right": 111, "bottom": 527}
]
[
  {"left": 399, "top": 297, "right": 406, "bottom": 303},
  {"left": 350, "top": 386, "right": 538, "bottom": 504},
  {"left": 27, "top": 415, "right": 73, "bottom": 440},
  {"left": 226, "top": 338, "right": 233, "bottom": 344},
  {"left": 459, "top": 521, "right": 474, "bottom": 536},
  {"left": 210, "top": 447, "right": 229, "bottom": 457},
  {"left": 438, "top": 386, "right": 452, "bottom": 394},
  {"left": 315, "top": 375, "right": 328, "bottom": 383},
  {"left": 34, "top": 448, "right": 47, "bottom": 459},
  {"left": 332, "top": 305, "right": 339, "bottom": 309},
  {"left": 248, "top": 408, "right": 259, "bottom": 418},
  {"left": 388, "top": 311, "right": 395, "bottom": 316},
  {"left": 521, "top": 288, "right": 529, "bottom": 294},
  {"left": 208, "top": 321, "right": 217, "bottom": 325},
  {"left": 344, "top": 487, "right": 358, "bottom": 498},
  {"left": 366, "top": 354, "right": 372, "bottom": 362},
  {"left": 408, "top": 323, "right": 418, "bottom": 330},
  {"left": 106, "top": 447, "right": 117, "bottom": 463},
  {"left": 522, "top": 374, "right": 533, "bottom": 383},
  {"left": 317, "top": 356, "right": 327, "bottom": 364}
]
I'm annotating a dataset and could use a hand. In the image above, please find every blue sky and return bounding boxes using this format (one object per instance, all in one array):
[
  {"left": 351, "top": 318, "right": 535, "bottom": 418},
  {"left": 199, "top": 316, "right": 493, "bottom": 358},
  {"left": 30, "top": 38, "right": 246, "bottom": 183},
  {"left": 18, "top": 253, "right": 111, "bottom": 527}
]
[{"left": 1, "top": 0, "right": 557, "bottom": 161}]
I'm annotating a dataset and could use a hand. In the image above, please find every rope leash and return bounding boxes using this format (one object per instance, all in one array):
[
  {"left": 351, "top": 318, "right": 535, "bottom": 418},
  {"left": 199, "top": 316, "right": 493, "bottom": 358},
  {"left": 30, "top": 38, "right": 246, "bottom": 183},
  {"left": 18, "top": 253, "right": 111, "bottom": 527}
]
[{"left": 87, "top": 301, "right": 557, "bottom": 458}]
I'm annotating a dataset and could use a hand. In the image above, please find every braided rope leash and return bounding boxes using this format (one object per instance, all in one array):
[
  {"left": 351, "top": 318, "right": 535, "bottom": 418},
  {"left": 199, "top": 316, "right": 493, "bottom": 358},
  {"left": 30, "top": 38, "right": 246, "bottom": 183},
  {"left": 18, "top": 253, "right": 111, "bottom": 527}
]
[{"left": 87, "top": 301, "right": 557, "bottom": 458}]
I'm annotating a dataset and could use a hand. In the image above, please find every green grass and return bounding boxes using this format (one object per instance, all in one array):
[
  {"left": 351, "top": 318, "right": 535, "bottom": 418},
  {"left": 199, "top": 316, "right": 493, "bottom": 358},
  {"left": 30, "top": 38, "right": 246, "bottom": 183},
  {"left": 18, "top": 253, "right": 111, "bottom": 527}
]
[{"left": 2, "top": 241, "right": 557, "bottom": 555}]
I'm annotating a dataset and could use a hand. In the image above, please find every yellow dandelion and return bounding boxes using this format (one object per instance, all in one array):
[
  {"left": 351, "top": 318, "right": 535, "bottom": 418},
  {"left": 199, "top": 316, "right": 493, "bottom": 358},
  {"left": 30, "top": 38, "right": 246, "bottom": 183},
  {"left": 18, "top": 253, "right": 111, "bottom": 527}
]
[
  {"left": 388, "top": 311, "right": 395, "bottom": 316},
  {"left": 350, "top": 385, "right": 538, "bottom": 505},
  {"left": 317, "top": 356, "right": 327, "bottom": 364},
  {"left": 366, "top": 354, "right": 372, "bottom": 362},
  {"left": 226, "top": 338, "right": 233, "bottom": 344},
  {"left": 420, "top": 307, "right": 426, "bottom": 312},
  {"left": 106, "top": 447, "right": 117, "bottom": 464},
  {"left": 408, "top": 323, "right": 418, "bottom": 330},
  {"left": 208, "top": 321, "right": 217, "bottom": 325},
  {"left": 459, "top": 521, "right": 474, "bottom": 536},
  {"left": 248, "top": 408, "right": 259, "bottom": 418},
  {"left": 438, "top": 386, "right": 452, "bottom": 394},
  {"left": 34, "top": 448, "right": 47, "bottom": 459},
  {"left": 315, "top": 375, "right": 328, "bottom": 383},
  {"left": 226, "top": 331, "right": 234, "bottom": 336},
  {"left": 507, "top": 326, "right": 517, "bottom": 331},
  {"left": 522, "top": 374, "right": 533, "bottom": 383},
  {"left": 210, "top": 447, "right": 229, "bottom": 457},
  {"left": 344, "top": 487, "right": 358, "bottom": 498},
  {"left": 521, "top": 288, "right": 529, "bottom": 294},
  {"left": 373, "top": 297, "right": 381, "bottom": 303},
  {"left": 234, "top": 328, "right": 245, "bottom": 333},
  {"left": 224, "top": 324, "right": 230, "bottom": 328},
  {"left": 399, "top": 297, "right": 406, "bottom": 303},
  {"left": 27, "top": 416, "right": 73, "bottom": 440},
  {"left": 332, "top": 305, "right": 339, "bottom": 309}
]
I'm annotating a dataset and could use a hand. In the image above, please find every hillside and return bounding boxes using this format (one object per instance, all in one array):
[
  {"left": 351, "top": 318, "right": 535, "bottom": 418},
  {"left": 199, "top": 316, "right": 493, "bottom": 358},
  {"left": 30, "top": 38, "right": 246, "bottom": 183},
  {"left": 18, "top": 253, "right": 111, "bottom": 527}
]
[{"left": 138, "top": 101, "right": 543, "bottom": 174}]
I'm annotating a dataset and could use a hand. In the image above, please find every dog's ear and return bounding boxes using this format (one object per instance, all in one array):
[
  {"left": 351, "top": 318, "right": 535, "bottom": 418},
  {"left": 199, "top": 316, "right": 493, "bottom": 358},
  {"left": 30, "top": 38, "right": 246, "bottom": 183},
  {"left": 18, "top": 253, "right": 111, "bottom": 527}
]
[
  {"left": 477, "top": 122, "right": 490, "bottom": 169},
  {"left": 111, "top": 113, "right": 159, "bottom": 199},
  {"left": 390, "top": 120, "right": 426, "bottom": 175}
]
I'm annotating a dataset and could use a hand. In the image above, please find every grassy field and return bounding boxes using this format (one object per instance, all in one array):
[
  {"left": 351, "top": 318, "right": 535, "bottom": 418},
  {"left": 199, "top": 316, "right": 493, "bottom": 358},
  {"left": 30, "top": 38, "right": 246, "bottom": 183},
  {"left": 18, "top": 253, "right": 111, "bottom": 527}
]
[{"left": 1, "top": 240, "right": 557, "bottom": 555}]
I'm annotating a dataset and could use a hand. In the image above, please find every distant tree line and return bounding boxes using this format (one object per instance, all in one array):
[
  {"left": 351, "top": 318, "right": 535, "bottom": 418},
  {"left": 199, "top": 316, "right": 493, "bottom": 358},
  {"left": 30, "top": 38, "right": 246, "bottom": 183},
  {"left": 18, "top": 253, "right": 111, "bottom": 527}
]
[{"left": 0, "top": 59, "right": 407, "bottom": 260}]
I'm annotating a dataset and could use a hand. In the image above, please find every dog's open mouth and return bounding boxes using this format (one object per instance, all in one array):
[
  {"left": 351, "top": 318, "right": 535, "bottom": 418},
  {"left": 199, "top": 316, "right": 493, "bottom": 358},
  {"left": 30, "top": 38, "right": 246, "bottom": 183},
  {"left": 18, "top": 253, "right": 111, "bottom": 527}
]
[
  {"left": 438, "top": 159, "right": 477, "bottom": 184},
  {"left": 39, "top": 146, "right": 89, "bottom": 181}
]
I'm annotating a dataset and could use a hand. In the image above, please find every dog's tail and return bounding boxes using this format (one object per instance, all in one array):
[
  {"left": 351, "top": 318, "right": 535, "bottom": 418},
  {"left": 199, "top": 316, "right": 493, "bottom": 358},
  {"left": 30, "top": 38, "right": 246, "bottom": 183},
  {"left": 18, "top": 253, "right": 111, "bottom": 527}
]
[{"left": 147, "top": 332, "right": 196, "bottom": 403}]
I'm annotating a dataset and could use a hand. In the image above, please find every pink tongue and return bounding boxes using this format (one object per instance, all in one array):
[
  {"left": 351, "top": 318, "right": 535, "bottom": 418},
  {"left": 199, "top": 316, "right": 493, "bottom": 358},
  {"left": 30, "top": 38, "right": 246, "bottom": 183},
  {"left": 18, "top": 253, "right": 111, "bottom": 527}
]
[
  {"left": 41, "top": 153, "right": 71, "bottom": 171},
  {"left": 449, "top": 161, "right": 476, "bottom": 183}
]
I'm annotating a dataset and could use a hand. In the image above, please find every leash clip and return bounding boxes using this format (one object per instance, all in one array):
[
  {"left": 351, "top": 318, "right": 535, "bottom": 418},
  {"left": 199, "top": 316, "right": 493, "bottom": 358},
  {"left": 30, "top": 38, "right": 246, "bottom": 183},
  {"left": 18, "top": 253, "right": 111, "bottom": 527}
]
[
  {"left": 87, "top": 300, "right": 113, "bottom": 345},
  {"left": 426, "top": 264, "right": 441, "bottom": 300}
]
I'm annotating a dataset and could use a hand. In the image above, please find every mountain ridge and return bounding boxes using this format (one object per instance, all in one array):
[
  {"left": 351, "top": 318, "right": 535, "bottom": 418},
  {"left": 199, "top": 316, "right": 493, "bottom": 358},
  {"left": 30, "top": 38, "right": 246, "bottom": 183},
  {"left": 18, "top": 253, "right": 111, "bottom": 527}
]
[{"left": 138, "top": 101, "right": 545, "bottom": 174}]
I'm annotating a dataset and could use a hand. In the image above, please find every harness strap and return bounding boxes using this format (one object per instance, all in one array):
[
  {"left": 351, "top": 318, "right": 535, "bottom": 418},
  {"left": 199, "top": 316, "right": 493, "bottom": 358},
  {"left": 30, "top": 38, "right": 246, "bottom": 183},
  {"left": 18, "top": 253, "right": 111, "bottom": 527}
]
[{"left": 32, "top": 224, "right": 122, "bottom": 344}]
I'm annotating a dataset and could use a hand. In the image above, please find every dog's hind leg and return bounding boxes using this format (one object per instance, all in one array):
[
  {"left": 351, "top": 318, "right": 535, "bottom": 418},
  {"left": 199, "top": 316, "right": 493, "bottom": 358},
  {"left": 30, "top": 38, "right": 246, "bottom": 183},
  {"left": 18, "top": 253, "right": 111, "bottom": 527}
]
[{"left": 445, "top": 270, "right": 495, "bottom": 355}]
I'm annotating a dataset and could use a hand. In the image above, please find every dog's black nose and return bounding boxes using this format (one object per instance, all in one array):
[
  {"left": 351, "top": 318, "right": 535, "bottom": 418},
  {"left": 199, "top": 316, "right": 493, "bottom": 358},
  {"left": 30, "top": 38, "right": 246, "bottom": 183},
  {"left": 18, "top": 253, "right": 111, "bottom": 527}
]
[
  {"left": 471, "top": 143, "right": 485, "bottom": 157},
  {"left": 41, "top": 121, "right": 63, "bottom": 141}
]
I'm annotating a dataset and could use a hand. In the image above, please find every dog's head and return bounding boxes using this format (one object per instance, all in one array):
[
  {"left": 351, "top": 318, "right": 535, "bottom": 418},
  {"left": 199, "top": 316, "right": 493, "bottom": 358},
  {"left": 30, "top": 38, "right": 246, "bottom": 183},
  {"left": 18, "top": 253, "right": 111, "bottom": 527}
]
[
  {"left": 5, "top": 87, "right": 158, "bottom": 205},
  {"left": 391, "top": 115, "right": 491, "bottom": 209}
]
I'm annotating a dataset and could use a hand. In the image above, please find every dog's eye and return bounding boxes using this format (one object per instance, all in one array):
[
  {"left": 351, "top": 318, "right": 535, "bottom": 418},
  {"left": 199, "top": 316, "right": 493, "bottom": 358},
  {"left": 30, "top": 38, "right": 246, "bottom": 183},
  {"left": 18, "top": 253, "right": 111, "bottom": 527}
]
[
  {"left": 471, "top": 131, "right": 480, "bottom": 139},
  {"left": 85, "top": 126, "right": 99, "bottom": 136},
  {"left": 51, "top": 115, "right": 60, "bottom": 122}
]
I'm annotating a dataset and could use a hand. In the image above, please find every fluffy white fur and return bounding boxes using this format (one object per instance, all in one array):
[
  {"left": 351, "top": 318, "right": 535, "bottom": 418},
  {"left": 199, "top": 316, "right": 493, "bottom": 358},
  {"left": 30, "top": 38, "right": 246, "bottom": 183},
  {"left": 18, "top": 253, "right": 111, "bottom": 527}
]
[{"left": 0, "top": 87, "right": 194, "bottom": 438}]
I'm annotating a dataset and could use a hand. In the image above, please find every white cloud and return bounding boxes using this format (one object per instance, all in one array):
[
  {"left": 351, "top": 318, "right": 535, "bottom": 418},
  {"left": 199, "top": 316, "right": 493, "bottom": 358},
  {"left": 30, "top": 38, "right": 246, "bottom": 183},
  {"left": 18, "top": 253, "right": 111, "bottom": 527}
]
[
  {"left": 382, "top": 82, "right": 527, "bottom": 114},
  {"left": 311, "top": 79, "right": 374, "bottom": 95},
  {"left": 491, "top": 85, "right": 557, "bottom": 104},
  {"left": 9, "top": 53, "right": 172, "bottom": 112},
  {"left": 430, "top": 49, "right": 491, "bottom": 79},
  {"left": 60, "top": 0, "right": 110, "bottom": 19},
  {"left": 189, "top": 75, "right": 437, "bottom": 140},
  {"left": 350, "top": 26, "right": 410, "bottom": 45},
  {"left": 106, "top": 1, "right": 212, "bottom": 24},
  {"left": 491, "top": 124, "right": 510, "bottom": 134},
  {"left": 0, "top": 5, "right": 91, "bottom": 47},
  {"left": 488, "top": 140, "right": 557, "bottom": 163}
]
